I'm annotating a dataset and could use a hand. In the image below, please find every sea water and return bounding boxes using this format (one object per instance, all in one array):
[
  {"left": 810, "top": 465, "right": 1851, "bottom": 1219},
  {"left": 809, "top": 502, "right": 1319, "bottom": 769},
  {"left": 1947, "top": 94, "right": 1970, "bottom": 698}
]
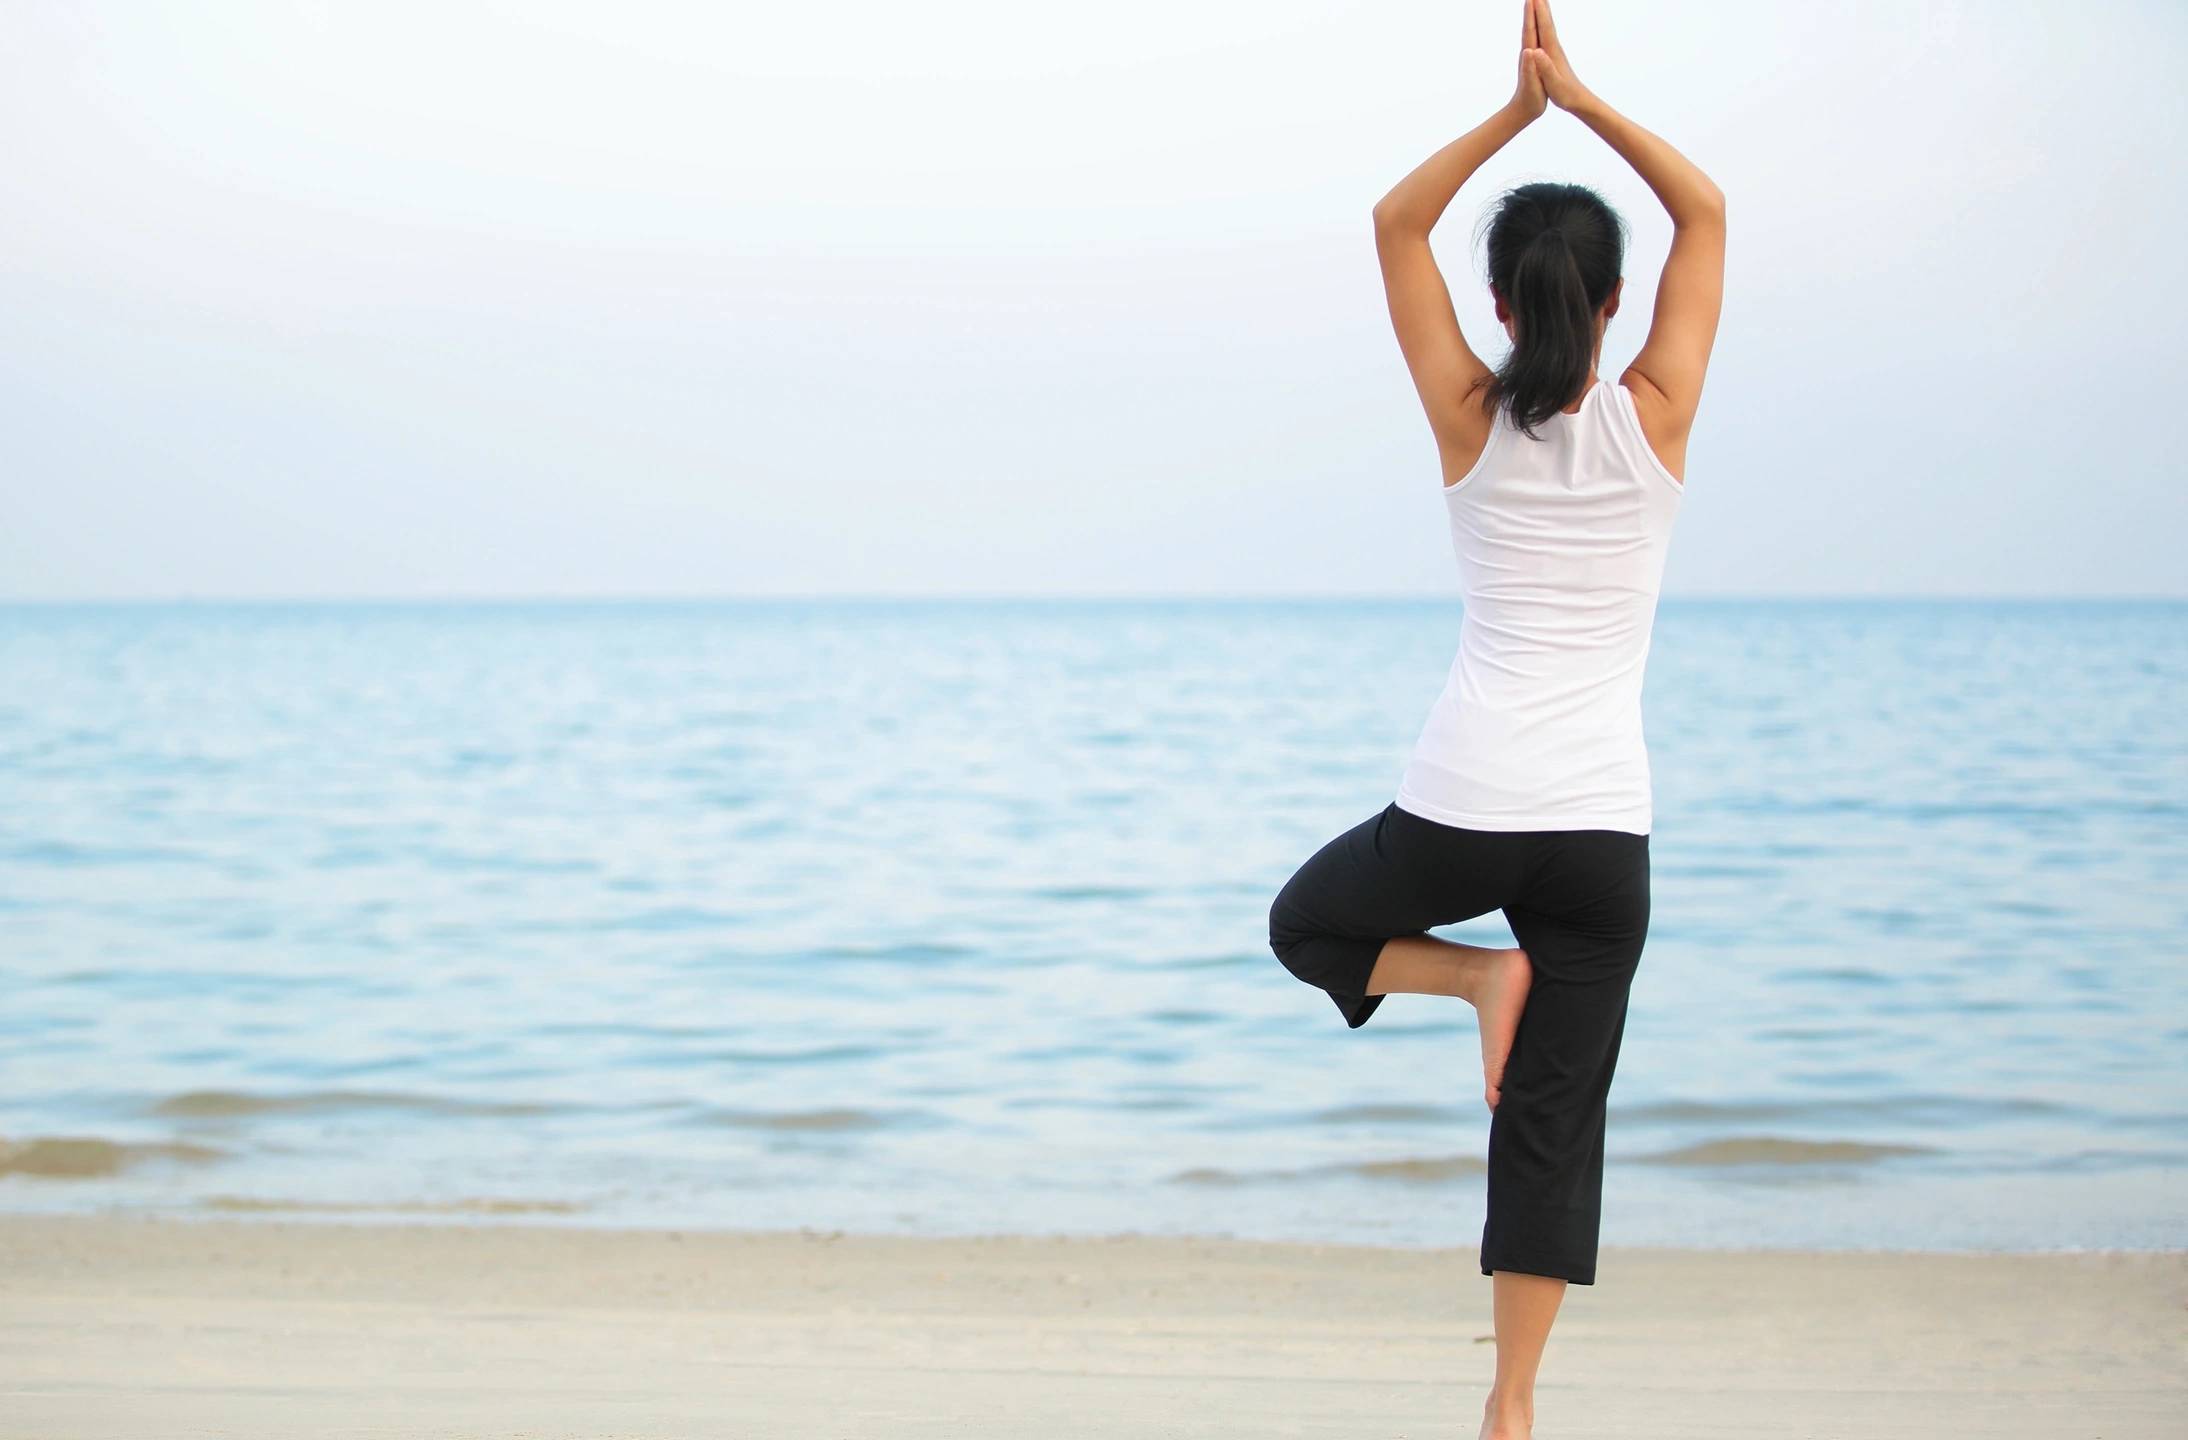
[{"left": 2, "top": 598, "right": 2183, "bottom": 1251}]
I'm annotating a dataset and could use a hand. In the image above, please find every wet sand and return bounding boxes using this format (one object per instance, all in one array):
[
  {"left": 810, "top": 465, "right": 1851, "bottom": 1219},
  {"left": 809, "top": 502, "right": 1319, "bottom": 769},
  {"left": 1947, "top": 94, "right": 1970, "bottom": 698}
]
[{"left": 1, "top": 1213, "right": 2180, "bottom": 1438}]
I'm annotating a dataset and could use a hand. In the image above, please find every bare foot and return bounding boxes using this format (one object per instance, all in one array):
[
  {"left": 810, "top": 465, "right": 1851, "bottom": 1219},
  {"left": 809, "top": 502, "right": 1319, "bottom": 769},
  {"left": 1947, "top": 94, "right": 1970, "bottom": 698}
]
[{"left": 1475, "top": 947, "right": 1532, "bottom": 1111}]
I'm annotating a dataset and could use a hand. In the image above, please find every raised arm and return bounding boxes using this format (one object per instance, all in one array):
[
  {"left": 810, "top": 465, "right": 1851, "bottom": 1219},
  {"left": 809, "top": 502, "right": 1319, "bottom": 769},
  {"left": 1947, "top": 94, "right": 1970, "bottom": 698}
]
[
  {"left": 1525, "top": 0, "right": 1725, "bottom": 435},
  {"left": 1369, "top": 3, "right": 1547, "bottom": 454}
]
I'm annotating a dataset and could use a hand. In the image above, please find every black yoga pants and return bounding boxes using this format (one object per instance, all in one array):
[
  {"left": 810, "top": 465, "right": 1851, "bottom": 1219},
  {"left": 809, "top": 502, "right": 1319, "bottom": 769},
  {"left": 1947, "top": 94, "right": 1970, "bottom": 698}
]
[{"left": 1266, "top": 800, "right": 1651, "bottom": 1287}]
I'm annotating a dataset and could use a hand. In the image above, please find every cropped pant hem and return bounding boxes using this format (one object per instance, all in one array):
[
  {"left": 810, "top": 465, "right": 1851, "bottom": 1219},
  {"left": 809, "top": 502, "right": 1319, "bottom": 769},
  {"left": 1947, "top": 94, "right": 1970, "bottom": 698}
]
[{"left": 1479, "top": 1254, "right": 1598, "bottom": 1286}]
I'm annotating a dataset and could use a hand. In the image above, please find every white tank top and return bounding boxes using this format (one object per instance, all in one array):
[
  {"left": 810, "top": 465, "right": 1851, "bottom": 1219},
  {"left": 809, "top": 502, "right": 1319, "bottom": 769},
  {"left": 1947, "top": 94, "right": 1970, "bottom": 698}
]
[{"left": 1393, "top": 378, "right": 1685, "bottom": 836}]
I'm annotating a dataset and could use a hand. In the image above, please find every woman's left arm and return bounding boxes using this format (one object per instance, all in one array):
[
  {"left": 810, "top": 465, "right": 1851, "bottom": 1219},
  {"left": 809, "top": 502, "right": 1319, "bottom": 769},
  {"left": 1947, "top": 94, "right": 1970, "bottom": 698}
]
[{"left": 1371, "top": 4, "right": 1545, "bottom": 450}]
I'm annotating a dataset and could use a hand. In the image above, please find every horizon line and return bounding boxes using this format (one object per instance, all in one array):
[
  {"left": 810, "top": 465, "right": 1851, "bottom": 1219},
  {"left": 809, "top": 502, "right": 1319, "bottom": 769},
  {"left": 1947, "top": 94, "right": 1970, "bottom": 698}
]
[{"left": 2, "top": 591, "right": 2182, "bottom": 607}]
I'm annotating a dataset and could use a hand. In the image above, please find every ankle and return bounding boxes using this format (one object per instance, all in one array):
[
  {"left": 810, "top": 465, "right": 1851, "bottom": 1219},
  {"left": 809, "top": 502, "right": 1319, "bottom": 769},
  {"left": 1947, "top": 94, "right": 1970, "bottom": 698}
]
[
  {"left": 1450, "top": 943, "right": 1523, "bottom": 1005},
  {"left": 1485, "top": 1386, "right": 1535, "bottom": 1422}
]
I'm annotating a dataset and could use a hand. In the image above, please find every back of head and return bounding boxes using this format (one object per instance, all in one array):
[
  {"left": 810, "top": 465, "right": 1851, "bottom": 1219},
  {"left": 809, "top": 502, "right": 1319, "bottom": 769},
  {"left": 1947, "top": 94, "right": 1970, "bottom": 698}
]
[{"left": 1480, "top": 181, "right": 1627, "bottom": 441}]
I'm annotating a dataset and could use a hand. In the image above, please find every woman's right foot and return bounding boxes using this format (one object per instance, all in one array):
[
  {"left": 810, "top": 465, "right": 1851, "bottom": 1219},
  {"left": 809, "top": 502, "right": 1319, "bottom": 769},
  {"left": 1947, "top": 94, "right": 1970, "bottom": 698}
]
[{"left": 1474, "top": 947, "right": 1532, "bottom": 1110}]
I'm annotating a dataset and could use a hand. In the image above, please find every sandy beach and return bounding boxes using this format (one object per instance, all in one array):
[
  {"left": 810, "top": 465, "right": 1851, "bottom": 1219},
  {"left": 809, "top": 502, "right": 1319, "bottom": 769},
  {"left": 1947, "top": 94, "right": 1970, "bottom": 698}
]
[{"left": 0, "top": 1214, "right": 2179, "bottom": 1439}]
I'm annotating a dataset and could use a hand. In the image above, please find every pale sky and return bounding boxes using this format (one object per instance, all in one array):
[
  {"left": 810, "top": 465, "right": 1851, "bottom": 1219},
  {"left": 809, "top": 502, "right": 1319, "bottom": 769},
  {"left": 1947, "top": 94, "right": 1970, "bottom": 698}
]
[{"left": 3, "top": 1, "right": 2182, "bottom": 600}]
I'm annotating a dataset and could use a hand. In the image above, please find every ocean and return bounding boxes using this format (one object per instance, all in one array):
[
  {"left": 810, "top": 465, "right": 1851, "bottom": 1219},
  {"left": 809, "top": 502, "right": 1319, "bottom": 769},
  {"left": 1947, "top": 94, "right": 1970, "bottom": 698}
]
[{"left": 3, "top": 597, "right": 2183, "bottom": 1252}]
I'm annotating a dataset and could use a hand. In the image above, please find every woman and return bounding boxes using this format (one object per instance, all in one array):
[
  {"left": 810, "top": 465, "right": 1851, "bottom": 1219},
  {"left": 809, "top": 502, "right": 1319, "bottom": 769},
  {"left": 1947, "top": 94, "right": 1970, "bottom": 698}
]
[{"left": 1266, "top": 3, "right": 1724, "bottom": 1437}]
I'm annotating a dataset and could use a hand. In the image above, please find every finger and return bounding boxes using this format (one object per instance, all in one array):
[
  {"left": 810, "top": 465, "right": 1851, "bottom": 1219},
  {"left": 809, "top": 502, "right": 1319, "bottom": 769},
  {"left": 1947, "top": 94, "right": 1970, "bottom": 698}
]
[
  {"left": 1522, "top": 0, "right": 1536, "bottom": 50},
  {"left": 1536, "top": 0, "right": 1561, "bottom": 58}
]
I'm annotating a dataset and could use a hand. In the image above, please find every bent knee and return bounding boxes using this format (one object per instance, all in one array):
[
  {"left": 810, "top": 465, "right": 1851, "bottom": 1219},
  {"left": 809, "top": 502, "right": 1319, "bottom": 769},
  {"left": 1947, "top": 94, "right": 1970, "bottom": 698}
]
[
  {"left": 1267, "top": 886, "right": 1304, "bottom": 951},
  {"left": 1268, "top": 926, "right": 1359, "bottom": 995}
]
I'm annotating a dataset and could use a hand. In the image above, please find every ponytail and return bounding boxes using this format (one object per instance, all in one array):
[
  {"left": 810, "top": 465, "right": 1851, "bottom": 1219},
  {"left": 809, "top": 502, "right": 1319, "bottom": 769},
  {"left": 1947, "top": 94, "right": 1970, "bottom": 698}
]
[{"left": 1478, "top": 184, "right": 1627, "bottom": 441}]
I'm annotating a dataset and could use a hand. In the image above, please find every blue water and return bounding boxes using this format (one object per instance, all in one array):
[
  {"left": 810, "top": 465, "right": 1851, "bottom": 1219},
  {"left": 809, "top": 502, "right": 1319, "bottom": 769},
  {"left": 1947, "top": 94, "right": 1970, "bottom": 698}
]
[{"left": 2, "top": 598, "right": 2184, "bottom": 1252}]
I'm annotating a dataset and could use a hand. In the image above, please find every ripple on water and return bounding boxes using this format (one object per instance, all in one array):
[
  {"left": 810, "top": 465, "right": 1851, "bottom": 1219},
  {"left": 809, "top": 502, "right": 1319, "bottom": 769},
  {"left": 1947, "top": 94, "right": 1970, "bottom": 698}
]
[
  {"left": 1171, "top": 1153, "right": 1489, "bottom": 1186},
  {"left": 687, "top": 1105, "right": 925, "bottom": 1133},
  {"left": 1777, "top": 966, "right": 1898, "bottom": 986},
  {"left": 1635, "top": 1136, "right": 1938, "bottom": 1167},
  {"left": 1613, "top": 1093, "right": 2075, "bottom": 1127},
  {"left": 197, "top": 1195, "right": 584, "bottom": 1215},
  {"left": 147, "top": 1088, "right": 571, "bottom": 1120},
  {"left": 1, "top": 1134, "right": 227, "bottom": 1179}
]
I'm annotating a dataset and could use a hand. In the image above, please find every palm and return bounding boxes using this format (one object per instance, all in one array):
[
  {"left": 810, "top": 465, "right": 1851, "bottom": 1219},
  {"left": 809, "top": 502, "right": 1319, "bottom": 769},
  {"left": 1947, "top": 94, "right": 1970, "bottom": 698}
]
[
  {"left": 1521, "top": 0, "right": 1588, "bottom": 112},
  {"left": 1513, "top": 49, "right": 1547, "bottom": 120}
]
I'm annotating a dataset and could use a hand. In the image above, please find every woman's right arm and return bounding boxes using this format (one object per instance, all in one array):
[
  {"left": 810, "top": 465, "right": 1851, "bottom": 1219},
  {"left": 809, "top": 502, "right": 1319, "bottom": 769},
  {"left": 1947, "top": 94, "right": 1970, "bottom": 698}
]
[
  {"left": 1577, "top": 92, "right": 1726, "bottom": 433},
  {"left": 1526, "top": 0, "right": 1725, "bottom": 439}
]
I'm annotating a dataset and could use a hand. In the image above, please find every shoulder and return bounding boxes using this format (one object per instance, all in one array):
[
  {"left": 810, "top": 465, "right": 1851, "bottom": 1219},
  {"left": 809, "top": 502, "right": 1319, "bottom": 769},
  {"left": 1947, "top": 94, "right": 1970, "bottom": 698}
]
[
  {"left": 1434, "top": 376, "right": 1501, "bottom": 484},
  {"left": 1614, "top": 368, "right": 1696, "bottom": 487}
]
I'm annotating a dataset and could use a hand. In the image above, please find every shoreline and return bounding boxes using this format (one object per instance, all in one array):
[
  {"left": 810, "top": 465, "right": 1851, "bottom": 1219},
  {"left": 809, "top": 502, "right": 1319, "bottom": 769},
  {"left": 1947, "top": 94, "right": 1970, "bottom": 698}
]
[
  {"left": 3, "top": 1213, "right": 2181, "bottom": 1439},
  {"left": 8, "top": 1197, "right": 2185, "bottom": 1257}
]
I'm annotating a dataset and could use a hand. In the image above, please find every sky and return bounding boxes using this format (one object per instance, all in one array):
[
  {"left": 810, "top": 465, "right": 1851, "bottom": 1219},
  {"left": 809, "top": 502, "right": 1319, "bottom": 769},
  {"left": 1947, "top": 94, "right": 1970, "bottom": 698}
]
[{"left": 2, "top": 0, "right": 2183, "bottom": 600}]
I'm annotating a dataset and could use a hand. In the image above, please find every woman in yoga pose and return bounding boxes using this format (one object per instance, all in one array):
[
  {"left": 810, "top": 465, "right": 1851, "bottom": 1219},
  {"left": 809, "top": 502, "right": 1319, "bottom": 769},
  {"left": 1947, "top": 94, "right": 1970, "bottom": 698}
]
[{"left": 1266, "top": 3, "right": 1724, "bottom": 1436}]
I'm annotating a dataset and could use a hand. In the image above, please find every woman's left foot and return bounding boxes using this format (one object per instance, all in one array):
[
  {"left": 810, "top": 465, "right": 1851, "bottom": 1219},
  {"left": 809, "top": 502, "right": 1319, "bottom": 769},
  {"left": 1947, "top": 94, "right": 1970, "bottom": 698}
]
[{"left": 1475, "top": 947, "right": 1532, "bottom": 1110}]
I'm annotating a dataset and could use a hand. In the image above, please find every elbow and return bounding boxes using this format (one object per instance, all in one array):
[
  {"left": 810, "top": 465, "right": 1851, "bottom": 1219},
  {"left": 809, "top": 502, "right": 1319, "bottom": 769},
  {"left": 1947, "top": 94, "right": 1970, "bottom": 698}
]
[
  {"left": 1372, "top": 199, "right": 1423, "bottom": 238},
  {"left": 1687, "top": 183, "right": 1727, "bottom": 226}
]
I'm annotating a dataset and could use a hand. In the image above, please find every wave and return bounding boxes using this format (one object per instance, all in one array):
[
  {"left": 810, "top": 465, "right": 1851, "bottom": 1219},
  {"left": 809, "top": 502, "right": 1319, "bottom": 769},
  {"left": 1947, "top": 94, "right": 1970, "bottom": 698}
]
[
  {"left": 1, "top": 1134, "right": 226, "bottom": 1179},
  {"left": 691, "top": 1105, "right": 908, "bottom": 1132},
  {"left": 197, "top": 1195, "right": 583, "bottom": 1215},
  {"left": 1306, "top": 1102, "right": 1456, "bottom": 1125},
  {"left": 1777, "top": 966, "right": 1898, "bottom": 986},
  {"left": 704, "top": 1043, "right": 888, "bottom": 1066},
  {"left": 1173, "top": 1152, "right": 1486, "bottom": 1186},
  {"left": 1635, "top": 1136, "right": 1936, "bottom": 1167},
  {"left": 1615, "top": 1093, "right": 2071, "bottom": 1127},
  {"left": 149, "top": 1088, "right": 569, "bottom": 1119},
  {"left": 1028, "top": 885, "right": 1150, "bottom": 902}
]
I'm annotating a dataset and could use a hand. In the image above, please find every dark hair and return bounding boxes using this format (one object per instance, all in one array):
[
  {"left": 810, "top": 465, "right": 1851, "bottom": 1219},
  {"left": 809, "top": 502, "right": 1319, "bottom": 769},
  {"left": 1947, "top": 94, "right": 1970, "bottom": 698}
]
[{"left": 1477, "top": 182, "right": 1627, "bottom": 440}]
